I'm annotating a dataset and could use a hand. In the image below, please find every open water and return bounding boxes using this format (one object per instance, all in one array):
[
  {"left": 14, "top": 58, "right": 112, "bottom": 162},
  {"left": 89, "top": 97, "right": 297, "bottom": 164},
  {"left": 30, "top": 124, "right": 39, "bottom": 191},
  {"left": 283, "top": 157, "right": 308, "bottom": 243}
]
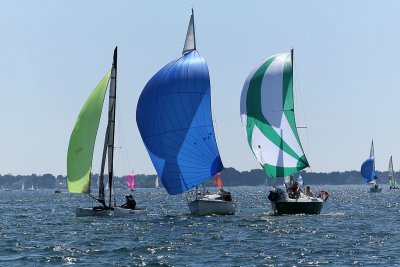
[{"left": 0, "top": 185, "right": 399, "bottom": 266}]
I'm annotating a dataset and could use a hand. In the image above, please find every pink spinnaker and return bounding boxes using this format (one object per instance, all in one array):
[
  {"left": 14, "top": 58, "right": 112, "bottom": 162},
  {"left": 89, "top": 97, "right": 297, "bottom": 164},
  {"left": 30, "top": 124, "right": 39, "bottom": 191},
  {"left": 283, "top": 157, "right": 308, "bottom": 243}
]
[
  {"left": 125, "top": 174, "right": 135, "bottom": 189},
  {"left": 213, "top": 172, "right": 223, "bottom": 188}
]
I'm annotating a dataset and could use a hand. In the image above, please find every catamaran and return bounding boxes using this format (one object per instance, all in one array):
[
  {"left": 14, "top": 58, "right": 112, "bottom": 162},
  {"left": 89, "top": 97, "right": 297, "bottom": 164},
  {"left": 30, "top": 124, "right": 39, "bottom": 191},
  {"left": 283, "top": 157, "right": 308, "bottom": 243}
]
[
  {"left": 240, "top": 49, "right": 327, "bottom": 215},
  {"left": 136, "top": 10, "right": 235, "bottom": 216},
  {"left": 388, "top": 156, "right": 399, "bottom": 190},
  {"left": 67, "top": 47, "right": 144, "bottom": 216},
  {"left": 360, "top": 140, "right": 382, "bottom": 192}
]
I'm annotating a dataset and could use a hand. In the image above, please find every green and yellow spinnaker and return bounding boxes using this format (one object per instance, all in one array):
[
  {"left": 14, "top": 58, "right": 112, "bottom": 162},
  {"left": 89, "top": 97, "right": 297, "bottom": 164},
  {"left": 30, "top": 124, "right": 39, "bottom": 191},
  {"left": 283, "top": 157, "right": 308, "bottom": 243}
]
[{"left": 67, "top": 71, "right": 111, "bottom": 193}]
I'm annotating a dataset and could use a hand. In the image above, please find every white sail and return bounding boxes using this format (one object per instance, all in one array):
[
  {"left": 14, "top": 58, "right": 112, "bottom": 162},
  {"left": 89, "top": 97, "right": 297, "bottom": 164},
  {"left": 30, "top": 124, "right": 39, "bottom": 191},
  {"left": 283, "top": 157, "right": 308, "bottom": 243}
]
[
  {"left": 182, "top": 9, "right": 196, "bottom": 54},
  {"left": 155, "top": 177, "right": 160, "bottom": 188}
]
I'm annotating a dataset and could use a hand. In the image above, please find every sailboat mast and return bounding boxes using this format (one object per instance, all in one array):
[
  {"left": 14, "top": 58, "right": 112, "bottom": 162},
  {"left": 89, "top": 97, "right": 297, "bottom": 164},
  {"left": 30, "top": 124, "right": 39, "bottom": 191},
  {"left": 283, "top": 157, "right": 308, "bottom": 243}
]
[
  {"left": 370, "top": 140, "right": 375, "bottom": 171},
  {"left": 191, "top": 9, "right": 196, "bottom": 50},
  {"left": 98, "top": 125, "right": 110, "bottom": 203},
  {"left": 107, "top": 46, "right": 117, "bottom": 207}
]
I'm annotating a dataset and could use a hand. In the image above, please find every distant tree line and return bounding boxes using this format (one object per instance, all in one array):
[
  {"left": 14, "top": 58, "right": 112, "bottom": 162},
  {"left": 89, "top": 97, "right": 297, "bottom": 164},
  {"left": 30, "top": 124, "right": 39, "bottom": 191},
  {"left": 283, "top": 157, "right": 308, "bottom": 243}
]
[{"left": 0, "top": 168, "right": 393, "bottom": 189}]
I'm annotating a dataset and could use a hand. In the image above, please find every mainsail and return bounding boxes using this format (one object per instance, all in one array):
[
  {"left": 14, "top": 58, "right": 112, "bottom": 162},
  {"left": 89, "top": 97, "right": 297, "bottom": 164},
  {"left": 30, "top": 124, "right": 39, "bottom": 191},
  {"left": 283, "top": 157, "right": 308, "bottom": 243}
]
[
  {"left": 136, "top": 10, "right": 223, "bottom": 195},
  {"left": 240, "top": 50, "right": 309, "bottom": 178}
]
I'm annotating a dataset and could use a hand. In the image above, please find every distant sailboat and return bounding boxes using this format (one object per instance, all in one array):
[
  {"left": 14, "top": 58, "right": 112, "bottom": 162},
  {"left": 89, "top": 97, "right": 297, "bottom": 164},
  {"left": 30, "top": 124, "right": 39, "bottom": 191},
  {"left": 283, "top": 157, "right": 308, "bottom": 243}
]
[
  {"left": 21, "top": 182, "right": 25, "bottom": 191},
  {"left": 67, "top": 47, "right": 143, "bottom": 216},
  {"left": 125, "top": 174, "right": 135, "bottom": 191},
  {"left": 360, "top": 140, "right": 382, "bottom": 192},
  {"left": 240, "top": 49, "right": 326, "bottom": 215},
  {"left": 2, "top": 185, "right": 11, "bottom": 191},
  {"left": 388, "top": 156, "right": 399, "bottom": 190},
  {"left": 155, "top": 177, "right": 160, "bottom": 189},
  {"left": 136, "top": 9, "right": 235, "bottom": 216}
]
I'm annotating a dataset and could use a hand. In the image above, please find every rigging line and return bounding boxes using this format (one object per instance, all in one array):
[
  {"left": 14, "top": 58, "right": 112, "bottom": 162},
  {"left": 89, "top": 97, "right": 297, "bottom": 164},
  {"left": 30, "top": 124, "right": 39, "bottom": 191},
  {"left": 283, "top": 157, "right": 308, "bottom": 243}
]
[
  {"left": 293, "top": 54, "right": 309, "bottom": 158},
  {"left": 116, "top": 97, "right": 131, "bottom": 176}
]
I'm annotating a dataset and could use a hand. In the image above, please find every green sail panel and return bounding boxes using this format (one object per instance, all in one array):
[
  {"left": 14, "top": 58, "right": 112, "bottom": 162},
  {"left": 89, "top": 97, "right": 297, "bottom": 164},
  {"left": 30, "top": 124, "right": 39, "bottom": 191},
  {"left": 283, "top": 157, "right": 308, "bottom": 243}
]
[
  {"left": 240, "top": 53, "right": 309, "bottom": 178},
  {"left": 67, "top": 71, "right": 111, "bottom": 193}
]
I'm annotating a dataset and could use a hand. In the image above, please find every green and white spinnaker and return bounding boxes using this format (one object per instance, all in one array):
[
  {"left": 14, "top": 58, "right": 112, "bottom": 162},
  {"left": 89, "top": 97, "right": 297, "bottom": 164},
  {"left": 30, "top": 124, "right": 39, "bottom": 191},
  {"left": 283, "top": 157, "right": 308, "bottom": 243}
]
[
  {"left": 67, "top": 71, "right": 111, "bottom": 193},
  {"left": 240, "top": 51, "right": 309, "bottom": 178}
]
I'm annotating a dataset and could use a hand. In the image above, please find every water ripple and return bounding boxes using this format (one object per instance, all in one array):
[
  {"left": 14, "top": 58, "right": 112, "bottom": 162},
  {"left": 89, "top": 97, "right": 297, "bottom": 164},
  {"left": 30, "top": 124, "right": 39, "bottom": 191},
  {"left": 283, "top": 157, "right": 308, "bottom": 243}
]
[{"left": 0, "top": 185, "right": 399, "bottom": 265}]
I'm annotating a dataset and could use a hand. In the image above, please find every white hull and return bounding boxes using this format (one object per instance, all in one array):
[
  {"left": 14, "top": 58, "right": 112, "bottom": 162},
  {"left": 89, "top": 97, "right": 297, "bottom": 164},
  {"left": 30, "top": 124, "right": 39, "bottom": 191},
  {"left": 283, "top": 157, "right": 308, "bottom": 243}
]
[
  {"left": 75, "top": 207, "right": 146, "bottom": 217},
  {"left": 75, "top": 207, "right": 113, "bottom": 217},
  {"left": 113, "top": 207, "right": 147, "bottom": 217},
  {"left": 188, "top": 199, "right": 236, "bottom": 216}
]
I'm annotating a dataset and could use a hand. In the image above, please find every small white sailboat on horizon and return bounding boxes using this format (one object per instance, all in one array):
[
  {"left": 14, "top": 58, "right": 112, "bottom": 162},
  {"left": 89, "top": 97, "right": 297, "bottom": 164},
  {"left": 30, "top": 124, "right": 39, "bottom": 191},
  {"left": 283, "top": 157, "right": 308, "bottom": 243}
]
[
  {"left": 2, "top": 185, "right": 12, "bottom": 191},
  {"left": 136, "top": 9, "right": 235, "bottom": 216},
  {"left": 240, "top": 49, "right": 327, "bottom": 215},
  {"left": 67, "top": 47, "right": 144, "bottom": 217}
]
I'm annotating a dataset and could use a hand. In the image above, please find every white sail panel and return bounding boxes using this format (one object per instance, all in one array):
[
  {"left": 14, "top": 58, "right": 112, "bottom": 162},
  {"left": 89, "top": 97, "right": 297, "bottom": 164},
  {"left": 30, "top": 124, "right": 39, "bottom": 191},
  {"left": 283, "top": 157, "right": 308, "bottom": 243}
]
[
  {"left": 182, "top": 10, "right": 196, "bottom": 54},
  {"left": 251, "top": 125, "right": 301, "bottom": 168},
  {"left": 240, "top": 52, "right": 309, "bottom": 178}
]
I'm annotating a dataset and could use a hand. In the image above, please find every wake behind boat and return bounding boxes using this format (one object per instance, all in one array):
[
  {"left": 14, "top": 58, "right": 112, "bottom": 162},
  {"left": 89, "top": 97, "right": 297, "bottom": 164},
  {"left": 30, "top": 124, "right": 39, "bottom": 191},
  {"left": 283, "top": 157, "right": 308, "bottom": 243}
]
[
  {"left": 240, "top": 49, "right": 327, "bottom": 215},
  {"left": 67, "top": 47, "right": 144, "bottom": 217},
  {"left": 136, "top": 9, "right": 235, "bottom": 216}
]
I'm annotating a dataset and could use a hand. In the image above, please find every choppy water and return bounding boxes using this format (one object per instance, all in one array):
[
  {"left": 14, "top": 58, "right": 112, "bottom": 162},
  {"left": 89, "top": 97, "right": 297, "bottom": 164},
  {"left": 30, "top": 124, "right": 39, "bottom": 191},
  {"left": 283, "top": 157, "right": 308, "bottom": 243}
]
[{"left": 0, "top": 185, "right": 399, "bottom": 266}]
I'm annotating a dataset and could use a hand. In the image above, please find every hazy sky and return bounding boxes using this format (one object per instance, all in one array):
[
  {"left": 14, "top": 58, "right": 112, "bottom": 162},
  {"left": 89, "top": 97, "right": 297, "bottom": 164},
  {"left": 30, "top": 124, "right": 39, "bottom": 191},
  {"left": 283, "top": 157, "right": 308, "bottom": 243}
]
[{"left": 1, "top": 1, "right": 399, "bottom": 176}]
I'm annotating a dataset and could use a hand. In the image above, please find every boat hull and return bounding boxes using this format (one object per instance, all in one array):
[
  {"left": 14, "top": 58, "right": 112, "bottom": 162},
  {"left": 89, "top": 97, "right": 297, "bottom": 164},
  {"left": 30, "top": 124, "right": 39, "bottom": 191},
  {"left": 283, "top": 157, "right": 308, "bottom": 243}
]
[
  {"left": 76, "top": 207, "right": 146, "bottom": 217},
  {"left": 113, "top": 207, "right": 147, "bottom": 217},
  {"left": 75, "top": 207, "right": 113, "bottom": 217},
  {"left": 271, "top": 200, "right": 323, "bottom": 215},
  {"left": 369, "top": 187, "right": 382, "bottom": 193},
  {"left": 188, "top": 199, "right": 236, "bottom": 216}
]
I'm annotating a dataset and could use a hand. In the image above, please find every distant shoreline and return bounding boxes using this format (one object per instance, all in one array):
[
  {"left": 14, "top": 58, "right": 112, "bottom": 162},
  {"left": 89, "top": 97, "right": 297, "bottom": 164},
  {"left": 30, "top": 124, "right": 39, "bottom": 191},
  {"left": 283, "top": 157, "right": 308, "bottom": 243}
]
[{"left": 0, "top": 168, "right": 393, "bottom": 190}]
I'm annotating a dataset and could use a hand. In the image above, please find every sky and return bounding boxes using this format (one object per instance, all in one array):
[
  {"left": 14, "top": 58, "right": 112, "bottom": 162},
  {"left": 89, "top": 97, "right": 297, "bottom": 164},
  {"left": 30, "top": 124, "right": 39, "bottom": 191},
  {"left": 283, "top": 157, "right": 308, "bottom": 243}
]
[{"left": 1, "top": 0, "right": 400, "bottom": 176}]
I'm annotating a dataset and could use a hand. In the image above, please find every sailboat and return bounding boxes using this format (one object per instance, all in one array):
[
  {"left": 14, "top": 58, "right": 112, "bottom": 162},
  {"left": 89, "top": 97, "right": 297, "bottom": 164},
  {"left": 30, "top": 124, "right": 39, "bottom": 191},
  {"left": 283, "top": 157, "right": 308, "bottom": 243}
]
[
  {"left": 136, "top": 10, "right": 236, "bottom": 216},
  {"left": 360, "top": 140, "right": 382, "bottom": 192},
  {"left": 388, "top": 156, "right": 399, "bottom": 190},
  {"left": 67, "top": 47, "right": 144, "bottom": 217},
  {"left": 2, "top": 185, "right": 11, "bottom": 191},
  {"left": 155, "top": 177, "right": 160, "bottom": 189},
  {"left": 240, "top": 49, "right": 326, "bottom": 215},
  {"left": 21, "top": 182, "right": 25, "bottom": 191},
  {"left": 27, "top": 185, "right": 34, "bottom": 191}
]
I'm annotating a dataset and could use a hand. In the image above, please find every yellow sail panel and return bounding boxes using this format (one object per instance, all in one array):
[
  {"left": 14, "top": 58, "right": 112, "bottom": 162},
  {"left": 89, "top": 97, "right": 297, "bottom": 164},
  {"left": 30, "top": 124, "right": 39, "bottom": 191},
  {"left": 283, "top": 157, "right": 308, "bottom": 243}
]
[{"left": 67, "top": 71, "right": 111, "bottom": 193}]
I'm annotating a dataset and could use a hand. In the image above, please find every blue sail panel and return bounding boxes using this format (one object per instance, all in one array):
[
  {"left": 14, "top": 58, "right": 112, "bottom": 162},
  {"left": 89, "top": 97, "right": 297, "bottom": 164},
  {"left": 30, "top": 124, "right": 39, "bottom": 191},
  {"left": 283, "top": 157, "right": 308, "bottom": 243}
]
[
  {"left": 136, "top": 51, "right": 223, "bottom": 195},
  {"left": 360, "top": 158, "right": 377, "bottom": 183}
]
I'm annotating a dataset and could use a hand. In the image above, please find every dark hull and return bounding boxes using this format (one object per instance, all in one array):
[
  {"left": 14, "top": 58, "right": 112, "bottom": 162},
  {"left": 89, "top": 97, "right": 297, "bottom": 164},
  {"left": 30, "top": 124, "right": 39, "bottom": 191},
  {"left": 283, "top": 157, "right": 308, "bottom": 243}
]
[{"left": 272, "top": 201, "right": 323, "bottom": 215}]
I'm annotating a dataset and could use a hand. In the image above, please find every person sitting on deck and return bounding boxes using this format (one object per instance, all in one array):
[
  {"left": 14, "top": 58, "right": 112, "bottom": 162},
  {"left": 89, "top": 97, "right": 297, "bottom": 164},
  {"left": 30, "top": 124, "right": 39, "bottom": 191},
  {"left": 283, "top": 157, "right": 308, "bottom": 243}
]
[
  {"left": 218, "top": 188, "right": 232, "bottom": 201},
  {"left": 305, "top": 185, "right": 313, "bottom": 197},
  {"left": 288, "top": 181, "right": 302, "bottom": 199},
  {"left": 121, "top": 194, "right": 136, "bottom": 209}
]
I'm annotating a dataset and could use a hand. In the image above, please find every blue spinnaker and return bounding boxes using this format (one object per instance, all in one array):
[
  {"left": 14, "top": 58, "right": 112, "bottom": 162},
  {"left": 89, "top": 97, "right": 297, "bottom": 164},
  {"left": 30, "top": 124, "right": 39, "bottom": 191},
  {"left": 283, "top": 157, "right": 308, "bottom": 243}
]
[
  {"left": 360, "top": 158, "right": 377, "bottom": 183},
  {"left": 136, "top": 51, "right": 223, "bottom": 195}
]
